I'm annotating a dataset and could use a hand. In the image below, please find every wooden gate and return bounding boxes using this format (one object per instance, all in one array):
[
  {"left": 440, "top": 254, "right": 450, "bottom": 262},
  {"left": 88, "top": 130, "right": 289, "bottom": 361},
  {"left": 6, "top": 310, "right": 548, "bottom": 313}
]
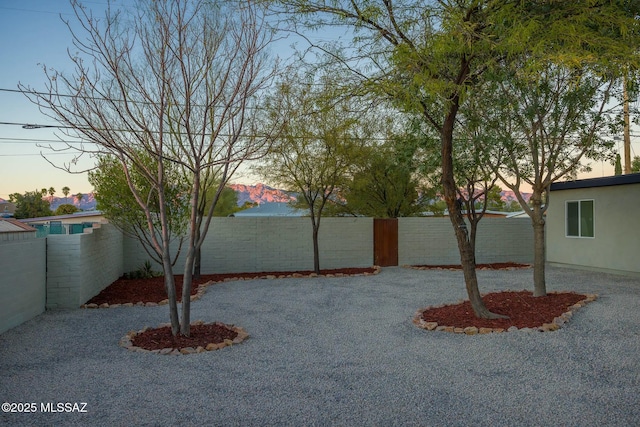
[{"left": 373, "top": 218, "right": 398, "bottom": 267}]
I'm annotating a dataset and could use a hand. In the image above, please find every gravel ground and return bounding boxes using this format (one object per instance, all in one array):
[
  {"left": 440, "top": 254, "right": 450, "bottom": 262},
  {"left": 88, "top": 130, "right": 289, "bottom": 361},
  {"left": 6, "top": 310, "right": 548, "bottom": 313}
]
[{"left": 1, "top": 266, "right": 639, "bottom": 427}]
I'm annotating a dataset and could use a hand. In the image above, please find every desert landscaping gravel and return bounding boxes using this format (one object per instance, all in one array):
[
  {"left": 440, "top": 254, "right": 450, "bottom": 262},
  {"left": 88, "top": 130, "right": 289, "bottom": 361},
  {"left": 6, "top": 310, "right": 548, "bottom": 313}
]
[{"left": 1, "top": 266, "right": 639, "bottom": 426}]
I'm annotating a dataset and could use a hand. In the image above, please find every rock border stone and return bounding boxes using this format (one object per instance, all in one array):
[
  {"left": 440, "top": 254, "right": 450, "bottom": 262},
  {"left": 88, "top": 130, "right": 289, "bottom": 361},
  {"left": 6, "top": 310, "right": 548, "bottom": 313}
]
[
  {"left": 413, "top": 292, "right": 598, "bottom": 334},
  {"left": 118, "top": 321, "right": 250, "bottom": 355},
  {"left": 81, "top": 266, "right": 381, "bottom": 309}
]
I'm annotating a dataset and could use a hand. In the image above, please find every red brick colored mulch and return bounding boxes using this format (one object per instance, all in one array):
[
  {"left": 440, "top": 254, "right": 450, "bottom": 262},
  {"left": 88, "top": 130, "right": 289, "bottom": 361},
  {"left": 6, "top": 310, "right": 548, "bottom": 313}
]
[
  {"left": 413, "top": 262, "right": 532, "bottom": 270},
  {"left": 419, "top": 290, "right": 588, "bottom": 330},
  {"left": 130, "top": 323, "right": 238, "bottom": 351},
  {"left": 87, "top": 267, "right": 378, "bottom": 305}
]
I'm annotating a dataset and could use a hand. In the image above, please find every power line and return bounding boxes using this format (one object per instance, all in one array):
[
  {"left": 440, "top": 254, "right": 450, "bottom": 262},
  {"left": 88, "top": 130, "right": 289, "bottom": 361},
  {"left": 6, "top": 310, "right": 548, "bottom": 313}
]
[
  {"left": 0, "top": 1, "right": 133, "bottom": 17},
  {"left": 0, "top": 6, "right": 74, "bottom": 16},
  {"left": 0, "top": 152, "right": 79, "bottom": 157},
  {"left": 0, "top": 137, "right": 85, "bottom": 144}
]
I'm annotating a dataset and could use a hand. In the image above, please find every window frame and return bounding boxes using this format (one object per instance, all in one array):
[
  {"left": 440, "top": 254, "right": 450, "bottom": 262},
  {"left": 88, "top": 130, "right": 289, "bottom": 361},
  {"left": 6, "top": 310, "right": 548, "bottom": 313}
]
[{"left": 565, "top": 199, "right": 595, "bottom": 238}]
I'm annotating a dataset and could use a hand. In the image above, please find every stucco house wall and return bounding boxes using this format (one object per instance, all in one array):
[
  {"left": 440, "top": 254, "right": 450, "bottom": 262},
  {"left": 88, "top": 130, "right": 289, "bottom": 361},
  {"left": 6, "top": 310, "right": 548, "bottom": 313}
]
[{"left": 547, "top": 173, "right": 640, "bottom": 276}]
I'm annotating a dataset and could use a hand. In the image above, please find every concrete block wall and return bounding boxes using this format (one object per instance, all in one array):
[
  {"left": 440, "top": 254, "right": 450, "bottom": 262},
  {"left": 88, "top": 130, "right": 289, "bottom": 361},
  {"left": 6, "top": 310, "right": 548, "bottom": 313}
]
[
  {"left": 124, "top": 217, "right": 374, "bottom": 274},
  {"left": 399, "top": 218, "right": 462, "bottom": 265},
  {"left": 475, "top": 218, "right": 533, "bottom": 264},
  {"left": 0, "top": 235, "right": 46, "bottom": 334},
  {"left": 46, "top": 224, "right": 123, "bottom": 309},
  {"left": 2, "top": 216, "right": 534, "bottom": 334},
  {"left": 399, "top": 217, "right": 533, "bottom": 266}
]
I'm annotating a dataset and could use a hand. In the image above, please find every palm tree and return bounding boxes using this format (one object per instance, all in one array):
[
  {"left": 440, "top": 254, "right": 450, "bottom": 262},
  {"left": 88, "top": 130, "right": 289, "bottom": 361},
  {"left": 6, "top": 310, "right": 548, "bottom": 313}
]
[
  {"left": 62, "top": 186, "right": 70, "bottom": 203},
  {"left": 75, "top": 193, "right": 83, "bottom": 206},
  {"left": 48, "top": 187, "right": 56, "bottom": 202}
]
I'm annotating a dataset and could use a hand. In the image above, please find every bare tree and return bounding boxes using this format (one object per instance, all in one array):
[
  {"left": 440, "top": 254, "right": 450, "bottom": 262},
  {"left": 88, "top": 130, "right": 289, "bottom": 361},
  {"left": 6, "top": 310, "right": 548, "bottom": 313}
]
[{"left": 21, "top": 0, "right": 277, "bottom": 336}]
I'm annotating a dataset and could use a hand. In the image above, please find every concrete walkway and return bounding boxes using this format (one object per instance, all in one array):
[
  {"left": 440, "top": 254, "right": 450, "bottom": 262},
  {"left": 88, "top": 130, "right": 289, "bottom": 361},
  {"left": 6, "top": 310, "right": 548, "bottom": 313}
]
[{"left": 1, "top": 266, "right": 639, "bottom": 426}]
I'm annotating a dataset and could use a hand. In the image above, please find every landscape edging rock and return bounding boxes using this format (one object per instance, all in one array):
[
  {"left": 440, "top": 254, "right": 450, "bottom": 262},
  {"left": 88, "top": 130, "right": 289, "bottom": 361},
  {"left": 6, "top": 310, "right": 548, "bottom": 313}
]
[
  {"left": 413, "top": 292, "right": 598, "bottom": 334},
  {"left": 82, "top": 266, "right": 382, "bottom": 309},
  {"left": 118, "top": 321, "right": 250, "bottom": 355}
]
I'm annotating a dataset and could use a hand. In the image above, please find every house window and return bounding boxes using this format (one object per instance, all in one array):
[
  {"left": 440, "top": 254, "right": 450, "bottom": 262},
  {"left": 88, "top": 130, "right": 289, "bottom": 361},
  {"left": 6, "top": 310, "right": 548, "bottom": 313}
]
[{"left": 566, "top": 200, "right": 594, "bottom": 238}]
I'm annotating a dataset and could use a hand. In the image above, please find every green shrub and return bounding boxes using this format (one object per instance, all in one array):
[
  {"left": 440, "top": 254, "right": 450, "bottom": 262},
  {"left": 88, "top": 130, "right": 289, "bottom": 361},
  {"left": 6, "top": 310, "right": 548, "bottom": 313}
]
[{"left": 123, "top": 260, "right": 162, "bottom": 279}]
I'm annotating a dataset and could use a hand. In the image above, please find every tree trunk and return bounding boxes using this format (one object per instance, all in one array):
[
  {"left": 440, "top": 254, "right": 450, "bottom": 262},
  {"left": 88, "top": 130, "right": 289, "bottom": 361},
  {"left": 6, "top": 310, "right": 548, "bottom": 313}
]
[
  {"left": 312, "top": 223, "right": 320, "bottom": 274},
  {"left": 439, "top": 95, "right": 506, "bottom": 319},
  {"left": 180, "top": 246, "right": 194, "bottom": 336},
  {"left": 161, "top": 250, "right": 180, "bottom": 336},
  {"left": 180, "top": 177, "right": 202, "bottom": 337},
  {"left": 193, "top": 235, "right": 201, "bottom": 279},
  {"left": 531, "top": 194, "right": 547, "bottom": 296},
  {"left": 444, "top": 198, "right": 506, "bottom": 319}
]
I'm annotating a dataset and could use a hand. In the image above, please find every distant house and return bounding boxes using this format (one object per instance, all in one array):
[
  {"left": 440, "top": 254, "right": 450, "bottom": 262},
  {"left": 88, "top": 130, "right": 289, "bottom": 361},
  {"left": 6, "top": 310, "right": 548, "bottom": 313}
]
[
  {"left": 0, "top": 218, "right": 36, "bottom": 236},
  {"left": 506, "top": 211, "right": 529, "bottom": 219},
  {"left": 19, "top": 211, "right": 106, "bottom": 236},
  {"left": 443, "top": 209, "right": 515, "bottom": 218},
  {"left": 0, "top": 201, "right": 16, "bottom": 217},
  {"left": 19, "top": 210, "right": 106, "bottom": 225},
  {"left": 546, "top": 173, "right": 640, "bottom": 276},
  {"left": 232, "top": 202, "right": 307, "bottom": 217}
]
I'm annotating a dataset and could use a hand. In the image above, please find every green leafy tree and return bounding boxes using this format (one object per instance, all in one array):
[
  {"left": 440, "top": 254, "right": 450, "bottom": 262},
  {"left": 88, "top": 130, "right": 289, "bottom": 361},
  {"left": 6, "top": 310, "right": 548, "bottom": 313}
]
[
  {"left": 89, "top": 153, "right": 190, "bottom": 266},
  {"left": 55, "top": 204, "right": 79, "bottom": 216},
  {"left": 615, "top": 154, "right": 623, "bottom": 175},
  {"left": 9, "top": 190, "right": 52, "bottom": 219},
  {"left": 212, "top": 187, "right": 239, "bottom": 217},
  {"left": 632, "top": 156, "right": 640, "bottom": 173},
  {"left": 485, "top": 186, "right": 505, "bottom": 212},
  {"left": 272, "top": 0, "right": 639, "bottom": 316},
  {"left": 482, "top": 64, "right": 619, "bottom": 296},
  {"left": 339, "top": 130, "right": 428, "bottom": 218},
  {"left": 256, "top": 72, "right": 367, "bottom": 273}
]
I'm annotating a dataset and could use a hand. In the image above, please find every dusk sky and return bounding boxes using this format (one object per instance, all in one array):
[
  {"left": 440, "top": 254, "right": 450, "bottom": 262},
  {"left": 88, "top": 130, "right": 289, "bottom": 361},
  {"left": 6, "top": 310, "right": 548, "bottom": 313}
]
[
  {"left": 0, "top": 0, "right": 121, "bottom": 200},
  {"left": 0, "top": 1, "right": 634, "bottom": 200},
  {"left": 0, "top": 0, "right": 307, "bottom": 200}
]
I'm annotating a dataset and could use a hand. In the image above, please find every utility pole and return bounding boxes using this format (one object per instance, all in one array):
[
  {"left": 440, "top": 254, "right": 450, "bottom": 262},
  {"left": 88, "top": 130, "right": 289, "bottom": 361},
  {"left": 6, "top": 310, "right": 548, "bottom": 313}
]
[{"left": 623, "top": 75, "right": 631, "bottom": 174}]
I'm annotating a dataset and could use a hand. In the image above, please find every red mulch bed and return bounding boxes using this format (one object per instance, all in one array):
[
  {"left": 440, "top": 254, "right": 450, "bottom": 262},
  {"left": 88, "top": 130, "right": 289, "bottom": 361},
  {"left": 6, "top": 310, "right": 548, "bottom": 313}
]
[
  {"left": 419, "top": 290, "right": 587, "bottom": 329},
  {"left": 131, "top": 323, "right": 238, "bottom": 351},
  {"left": 414, "top": 262, "right": 531, "bottom": 270},
  {"left": 88, "top": 267, "right": 377, "bottom": 305}
]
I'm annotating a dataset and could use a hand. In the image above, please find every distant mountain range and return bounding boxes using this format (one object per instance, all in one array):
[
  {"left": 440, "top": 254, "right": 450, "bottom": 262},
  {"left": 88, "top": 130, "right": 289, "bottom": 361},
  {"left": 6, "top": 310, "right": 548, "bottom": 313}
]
[
  {"left": 2, "top": 184, "right": 530, "bottom": 213},
  {"left": 499, "top": 190, "right": 532, "bottom": 203},
  {"left": 48, "top": 194, "right": 97, "bottom": 211},
  {"left": 228, "top": 183, "right": 296, "bottom": 206},
  {"left": 41, "top": 184, "right": 293, "bottom": 212}
]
